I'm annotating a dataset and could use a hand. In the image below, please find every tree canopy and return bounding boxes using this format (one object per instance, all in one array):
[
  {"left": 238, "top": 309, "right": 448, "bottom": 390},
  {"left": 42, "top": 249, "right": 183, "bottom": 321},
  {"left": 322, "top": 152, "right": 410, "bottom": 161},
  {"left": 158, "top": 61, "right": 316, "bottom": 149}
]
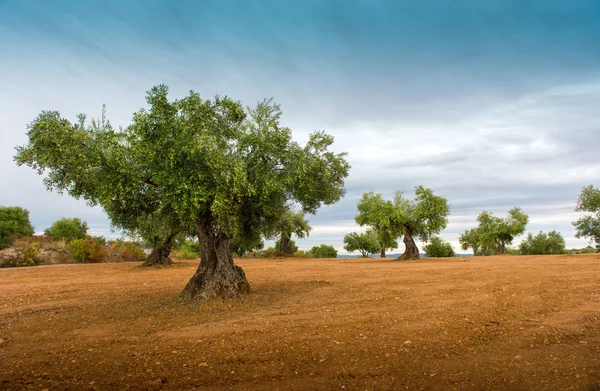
[
  {"left": 519, "top": 231, "right": 566, "bottom": 255},
  {"left": 355, "top": 186, "right": 450, "bottom": 260},
  {"left": 343, "top": 230, "right": 379, "bottom": 257},
  {"left": 0, "top": 206, "right": 35, "bottom": 249},
  {"left": 270, "top": 208, "right": 312, "bottom": 255},
  {"left": 44, "top": 218, "right": 88, "bottom": 242},
  {"left": 573, "top": 185, "right": 600, "bottom": 252},
  {"left": 15, "top": 85, "right": 350, "bottom": 299},
  {"left": 460, "top": 207, "right": 528, "bottom": 255}
]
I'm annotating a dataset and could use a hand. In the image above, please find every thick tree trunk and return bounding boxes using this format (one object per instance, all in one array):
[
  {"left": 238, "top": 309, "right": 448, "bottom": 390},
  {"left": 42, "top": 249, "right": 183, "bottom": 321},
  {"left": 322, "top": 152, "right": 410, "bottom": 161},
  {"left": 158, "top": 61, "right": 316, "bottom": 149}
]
[
  {"left": 380, "top": 248, "right": 386, "bottom": 258},
  {"left": 277, "top": 233, "right": 294, "bottom": 255},
  {"left": 141, "top": 232, "right": 177, "bottom": 267},
  {"left": 397, "top": 228, "right": 420, "bottom": 260},
  {"left": 181, "top": 222, "right": 251, "bottom": 300},
  {"left": 495, "top": 238, "right": 506, "bottom": 255}
]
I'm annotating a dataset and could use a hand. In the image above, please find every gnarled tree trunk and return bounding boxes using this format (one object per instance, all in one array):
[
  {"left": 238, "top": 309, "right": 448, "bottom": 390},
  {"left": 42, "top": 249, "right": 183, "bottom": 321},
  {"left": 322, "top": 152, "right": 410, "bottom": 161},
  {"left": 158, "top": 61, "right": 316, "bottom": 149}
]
[
  {"left": 397, "top": 228, "right": 420, "bottom": 260},
  {"left": 181, "top": 221, "right": 251, "bottom": 300},
  {"left": 380, "top": 248, "right": 386, "bottom": 258},
  {"left": 277, "top": 233, "right": 294, "bottom": 255},
  {"left": 142, "top": 232, "right": 177, "bottom": 267}
]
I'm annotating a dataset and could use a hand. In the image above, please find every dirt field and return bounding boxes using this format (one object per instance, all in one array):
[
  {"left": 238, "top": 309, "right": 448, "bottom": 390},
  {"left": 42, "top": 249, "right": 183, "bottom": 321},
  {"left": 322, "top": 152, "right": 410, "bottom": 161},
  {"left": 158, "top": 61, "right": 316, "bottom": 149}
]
[{"left": 1, "top": 255, "right": 599, "bottom": 391}]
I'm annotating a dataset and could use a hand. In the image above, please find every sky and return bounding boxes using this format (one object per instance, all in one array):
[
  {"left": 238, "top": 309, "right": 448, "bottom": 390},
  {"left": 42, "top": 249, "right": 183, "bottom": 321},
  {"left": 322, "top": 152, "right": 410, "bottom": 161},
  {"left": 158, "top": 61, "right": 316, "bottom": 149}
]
[{"left": 1, "top": 0, "right": 599, "bottom": 254}]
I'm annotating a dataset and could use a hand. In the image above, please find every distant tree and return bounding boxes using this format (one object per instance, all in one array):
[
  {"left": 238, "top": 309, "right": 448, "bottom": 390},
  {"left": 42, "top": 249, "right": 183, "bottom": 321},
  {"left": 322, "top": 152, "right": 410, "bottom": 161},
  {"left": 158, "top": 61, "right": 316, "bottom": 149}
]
[
  {"left": 519, "top": 231, "right": 566, "bottom": 255},
  {"left": 476, "top": 208, "right": 529, "bottom": 254},
  {"left": 16, "top": 86, "right": 350, "bottom": 299},
  {"left": 270, "top": 208, "right": 312, "bottom": 255},
  {"left": 230, "top": 235, "right": 264, "bottom": 257},
  {"left": 573, "top": 185, "right": 600, "bottom": 252},
  {"left": 356, "top": 186, "right": 450, "bottom": 260},
  {"left": 424, "top": 236, "right": 455, "bottom": 258},
  {"left": 343, "top": 230, "right": 379, "bottom": 257},
  {"left": 44, "top": 218, "right": 88, "bottom": 242},
  {"left": 309, "top": 244, "right": 338, "bottom": 258},
  {"left": 0, "top": 206, "right": 35, "bottom": 249},
  {"left": 458, "top": 227, "right": 494, "bottom": 256}
]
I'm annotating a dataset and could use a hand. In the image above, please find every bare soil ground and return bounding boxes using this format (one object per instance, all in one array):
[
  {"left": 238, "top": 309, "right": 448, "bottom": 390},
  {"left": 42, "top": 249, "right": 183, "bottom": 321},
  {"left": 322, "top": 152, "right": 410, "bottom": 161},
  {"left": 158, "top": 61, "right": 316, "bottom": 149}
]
[{"left": 1, "top": 254, "right": 599, "bottom": 391}]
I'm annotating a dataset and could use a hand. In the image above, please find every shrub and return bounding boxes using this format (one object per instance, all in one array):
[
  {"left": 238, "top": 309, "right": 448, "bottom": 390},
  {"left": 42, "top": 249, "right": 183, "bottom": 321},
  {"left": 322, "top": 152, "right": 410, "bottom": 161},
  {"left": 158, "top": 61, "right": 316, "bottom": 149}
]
[
  {"left": 67, "top": 238, "right": 108, "bottom": 263},
  {"left": 174, "top": 250, "right": 199, "bottom": 260},
  {"left": 309, "top": 244, "right": 337, "bottom": 258},
  {"left": 0, "top": 206, "right": 35, "bottom": 249},
  {"left": 424, "top": 237, "right": 455, "bottom": 258},
  {"left": 292, "top": 250, "right": 310, "bottom": 258},
  {"left": 121, "top": 243, "right": 147, "bottom": 262},
  {"left": 519, "top": 231, "right": 566, "bottom": 255},
  {"left": 574, "top": 246, "right": 598, "bottom": 254},
  {"left": 44, "top": 218, "right": 88, "bottom": 242}
]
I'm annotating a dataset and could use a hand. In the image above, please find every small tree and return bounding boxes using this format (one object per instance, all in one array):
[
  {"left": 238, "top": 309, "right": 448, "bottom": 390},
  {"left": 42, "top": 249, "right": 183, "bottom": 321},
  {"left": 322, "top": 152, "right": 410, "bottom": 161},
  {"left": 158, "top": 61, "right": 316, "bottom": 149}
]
[
  {"left": 458, "top": 228, "right": 494, "bottom": 256},
  {"left": 0, "top": 206, "right": 35, "bottom": 249},
  {"left": 424, "top": 236, "right": 455, "bottom": 257},
  {"left": 519, "top": 231, "right": 566, "bottom": 255},
  {"left": 44, "top": 218, "right": 88, "bottom": 242},
  {"left": 309, "top": 244, "right": 337, "bottom": 258},
  {"left": 343, "top": 230, "right": 379, "bottom": 257},
  {"left": 573, "top": 185, "right": 600, "bottom": 252},
  {"left": 270, "top": 208, "right": 312, "bottom": 255},
  {"left": 356, "top": 186, "right": 450, "bottom": 260},
  {"left": 476, "top": 207, "right": 528, "bottom": 254}
]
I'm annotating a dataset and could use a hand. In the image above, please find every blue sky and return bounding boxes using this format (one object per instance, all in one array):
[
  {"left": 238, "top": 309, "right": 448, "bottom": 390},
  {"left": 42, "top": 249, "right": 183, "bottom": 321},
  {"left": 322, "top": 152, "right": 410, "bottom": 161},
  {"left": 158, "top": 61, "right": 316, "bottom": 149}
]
[{"left": 1, "top": 0, "right": 600, "bottom": 253}]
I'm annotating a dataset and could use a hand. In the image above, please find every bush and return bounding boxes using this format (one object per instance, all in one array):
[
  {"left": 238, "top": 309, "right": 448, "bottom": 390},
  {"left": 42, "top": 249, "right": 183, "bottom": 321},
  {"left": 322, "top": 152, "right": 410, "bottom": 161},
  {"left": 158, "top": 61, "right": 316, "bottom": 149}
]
[
  {"left": 67, "top": 238, "right": 108, "bottom": 263},
  {"left": 573, "top": 246, "right": 598, "bottom": 254},
  {"left": 44, "top": 218, "right": 88, "bottom": 242},
  {"left": 424, "top": 237, "right": 455, "bottom": 258},
  {"left": 174, "top": 250, "right": 199, "bottom": 260},
  {"left": 309, "top": 244, "right": 337, "bottom": 258},
  {"left": 0, "top": 206, "right": 35, "bottom": 249},
  {"left": 519, "top": 231, "right": 566, "bottom": 255},
  {"left": 292, "top": 250, "right": 310, "bottom": 258},
  {"left": 121, "top": 243, "right": 147, "bottom": 262}
]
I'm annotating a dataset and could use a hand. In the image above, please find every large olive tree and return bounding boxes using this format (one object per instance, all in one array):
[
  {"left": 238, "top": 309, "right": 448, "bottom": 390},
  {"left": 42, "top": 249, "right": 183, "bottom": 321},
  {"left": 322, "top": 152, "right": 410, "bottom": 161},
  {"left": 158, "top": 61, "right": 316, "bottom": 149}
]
[
  {"left": 356, "top": 186, "right": 450, "bottom": 260},
  {"left": 16, "top": 85, "right": 350, "bottom": 299}
]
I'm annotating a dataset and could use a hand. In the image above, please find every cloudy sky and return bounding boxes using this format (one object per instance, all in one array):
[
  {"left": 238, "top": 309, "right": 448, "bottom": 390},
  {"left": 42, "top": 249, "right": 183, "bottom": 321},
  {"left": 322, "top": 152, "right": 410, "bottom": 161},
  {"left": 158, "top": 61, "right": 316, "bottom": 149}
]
[{"left": 1, "top": 0, "right": 599, "bottom": 254}]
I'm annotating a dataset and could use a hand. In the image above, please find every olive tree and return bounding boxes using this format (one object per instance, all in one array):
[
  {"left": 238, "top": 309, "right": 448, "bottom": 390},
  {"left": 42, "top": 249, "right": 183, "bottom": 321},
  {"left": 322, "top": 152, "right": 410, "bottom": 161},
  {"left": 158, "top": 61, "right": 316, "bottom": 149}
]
[
  {"left": 476, "top": 208, "right": 528, "bottom": 254},
  {"left": 0, "top": 206, "right": 34, "bottom": 249},
  {"left": 356, "top": 186, "right": 450, "bottom": 260},
  {"left": 573, "top": 185, "right": 600, "bottom": 252},
  {"left": 519, "top": 231, "right": 566, "bottom": 255},
  {"left": 270, "top": 208, "right": 312, "bottom": 255},
  {"left": 16, "top": 85, "right": 350, "bottom": 299},
  {"left": 424, "top": 236, "right": 455, "bottom": 258},
  {"left": 343, "top": 230, "right": 379, "bottom": 257}
]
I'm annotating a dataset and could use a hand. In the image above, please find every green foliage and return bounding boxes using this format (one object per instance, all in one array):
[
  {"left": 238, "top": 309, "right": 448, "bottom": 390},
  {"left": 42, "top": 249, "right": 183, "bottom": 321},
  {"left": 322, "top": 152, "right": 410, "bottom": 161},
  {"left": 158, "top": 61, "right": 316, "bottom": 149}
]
[
  {"left": 44, "top": 218, "right": 88, "bottom": 242},
  {"left": 519, "top": 231, "right": 566, "bottom": 255},
  {"left": 573, "top": 185, "right": 600, "bottom": 250},
  {"left": 309, "top": 244, "right": 337, "bottom": 258},
  {"left": 66, "top": 238, "right": 107, "bottom": 263},
  {"left": 15, "top": 86, "right": 350, "bottom": 272},
  {"left": 424, "top": 236, "right": 455, "bottom": 257},
  {"left": 573, "top": 246, "right": 597, "bottom": 254},
  {"left": 0, "top": 206, "right": 34, "bottom": 249},
  {"left": 343, "top": 230, "right": 379, "bottom": 257},
  {"left": 505, "top": 247, "right": 521, "bottom": 255},
  {"left": 175, "top": 237, "right": 201, "bottom": 253},
  {"left": 355, "top": 186, "right": 449, "bottom": 255},
  {"left": 174, "top": 250, "right": 199, "bottom": 260},
  {"left": 269, "top": 208, "right": 312, "bottom": 254},
  {"left": 458, "top": 228, "right": 493, "bottom": 256},
  {"left": 462, "top": 207, "right": 529, "bottom": 255},
  {"left": 292, "top": 250, "right": 310, "bottom": 258},
  {"left": 230, "top": 235, "right": 264, "bottom": 257}
]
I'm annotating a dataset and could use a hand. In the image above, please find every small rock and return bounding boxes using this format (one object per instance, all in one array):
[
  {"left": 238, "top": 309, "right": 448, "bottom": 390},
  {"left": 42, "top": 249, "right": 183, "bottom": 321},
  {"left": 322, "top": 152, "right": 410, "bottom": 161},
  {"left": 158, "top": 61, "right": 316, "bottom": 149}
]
[
  {"left": 514, "top": 355, "right": 522, "bottom": 360},
  {"left": 404, "top": 340, "right": 412, "bottom": 345}
]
